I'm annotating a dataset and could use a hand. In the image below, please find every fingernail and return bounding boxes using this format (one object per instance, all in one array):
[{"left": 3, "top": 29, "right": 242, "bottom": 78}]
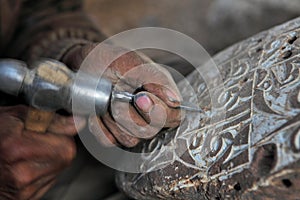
[
  {"left": 165, "top": 88, "right": 180, "bottom": 103},
  {"left": 135, "top": 94, "right": 153, "bottom": 112}
]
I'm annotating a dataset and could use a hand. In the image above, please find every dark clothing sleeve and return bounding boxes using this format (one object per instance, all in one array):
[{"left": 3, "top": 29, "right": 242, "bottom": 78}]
[
  {"left": 0, "top": 0, "right": 21, "bottom": 56},
  {"left": 1, "top": 0, "right": 105, "bottom": 62}
]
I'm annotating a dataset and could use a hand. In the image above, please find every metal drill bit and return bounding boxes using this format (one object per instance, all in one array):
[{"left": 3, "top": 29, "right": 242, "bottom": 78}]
[
  {"left": 112, "top": 91, "right": 203, "bottom": 113},
  {"left": 178, "top": 104, "right": 203, "bottom": 112},
  {"left": 112, "top": 91, "right": 134, "bottom": 102}
]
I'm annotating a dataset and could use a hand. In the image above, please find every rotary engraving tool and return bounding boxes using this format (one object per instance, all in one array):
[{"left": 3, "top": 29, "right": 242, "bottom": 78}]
[{"left": 0, "top": 59, "right": 202, "bottom": 119}]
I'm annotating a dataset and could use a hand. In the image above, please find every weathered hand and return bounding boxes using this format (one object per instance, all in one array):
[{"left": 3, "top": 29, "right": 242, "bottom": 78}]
[
  {"left": 63, "top": 43, "right": 182, "bottom": 147},
  {"left": 0, "top": 105, "right": 85, "bottom": 200}
]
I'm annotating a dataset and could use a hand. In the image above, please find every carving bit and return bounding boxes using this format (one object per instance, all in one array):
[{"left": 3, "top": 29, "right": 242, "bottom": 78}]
[{"left": 112, "top": 91, "right": 203, "bottom": 113}]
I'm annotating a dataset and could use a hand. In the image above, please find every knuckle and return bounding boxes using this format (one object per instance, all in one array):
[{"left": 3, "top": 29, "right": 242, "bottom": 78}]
[
  {"left": 120, "top": 138, "right": 140, "bottom": 148},
  {"left": 166, "top": 115, "right": 182, "bottom": 128},
  {"left": 113, "top": 51, "right": 144, "bottom": 69},
  {"left": 6, "top": 105, "right": 28, "bottom": 119},
  {"left": 3, "top": 115, "right": 23, "bottom": 130},
  {"left": 11, "top": 105, "right": 28, "bottom": 112},
  {"left": 119, "top": 124, "right": 155, "bottom": 142},
  {"left": 98, "top": 137, "right": 116, "bottom": 147},
  {"left": 0, "top": 137, "right": 22, "bottom": 162},
  {"left": 123, "top": 51, "right": 140, "bottom": 62}
]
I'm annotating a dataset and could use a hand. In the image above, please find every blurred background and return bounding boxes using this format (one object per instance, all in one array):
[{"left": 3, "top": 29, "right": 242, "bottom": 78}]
[
  {"left": 85, "top": 0, "right": 300, "bottom": 55},
  {"left": 83, "top": 0, "right": 300, "bottom": 82}
]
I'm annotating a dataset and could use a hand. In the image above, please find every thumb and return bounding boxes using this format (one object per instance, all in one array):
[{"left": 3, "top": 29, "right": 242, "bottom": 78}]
[
  {"left": 143, "top": 83, "right": 182, "bottom": 108},
  {"left": 62, "top": 43, "right": 97, "bottom": 71},
  {"left": 134, "top": 92, "right": 182, "bottom": 128}
]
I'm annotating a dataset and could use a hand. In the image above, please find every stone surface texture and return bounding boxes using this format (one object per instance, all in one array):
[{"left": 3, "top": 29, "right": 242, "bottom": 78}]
[{"left": 116, "top": 17, "right": 300, "bottom": 200}]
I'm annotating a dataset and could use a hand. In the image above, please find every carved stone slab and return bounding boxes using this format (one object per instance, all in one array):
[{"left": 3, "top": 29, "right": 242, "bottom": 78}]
[{"left": 116, "top": 17, "right": 300, "bottom": 200}]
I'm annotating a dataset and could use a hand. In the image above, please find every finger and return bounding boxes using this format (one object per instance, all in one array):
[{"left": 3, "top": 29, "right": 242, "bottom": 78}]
[
  {"left": 0, "top": 105, "right": 29, "bottom": 137},
  {"left": 88, "top": 115, "right": 117, "bottom": 147},
  {"left": 0, "top": 115, "right": 24, "bottom": 138},
  {"left": 101, "top": 114, "right": 140, "bottom": 147},
  {"left": 0, "top": 105, "right": 29, "bottom": 122},
  {"left": 17, "top": 174, "right": 56, "bottom": 200},
  {"left": 30, "top": 178, "right": 56, "bottom": 200},
  {"left": 0, "top": 106, "right": 86, "bottom": 136},
  {"left": 112, "top": 59, "right": 182, "bottom": 107},
  {"left": 47, "top": 115, "right": 86, "bottom": 136},
  {"left": 29, "top": 176, "right": 56, "bottom": 200},
  {"left": 63, "top": 43, "right": 135, "bottom": 79},
  {"left": 1, "top": 132, "right": 76, "bottom": 164},
  {"left": 143, "top": 83, "right": 181, "bottom": 108},
  {"left": 62, "top": 43, "right": 98, "bottom": 71},
  {"left": 1, "top": 161, "right": 60, "bottom": 192},
  {"left": 134, "top": 92, "right": 182, "bottom": 128},
  {"left": 111, "top": 101, "right": 160, "bottom": 139},
  {"left": 23, "top": 132, "right": 76, "bottom": 165}
]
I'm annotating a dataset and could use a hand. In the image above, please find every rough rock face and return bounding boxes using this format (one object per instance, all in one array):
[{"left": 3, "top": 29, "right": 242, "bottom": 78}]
[{"left": 116, "top": 17, "right": 300, "bottom": 199}]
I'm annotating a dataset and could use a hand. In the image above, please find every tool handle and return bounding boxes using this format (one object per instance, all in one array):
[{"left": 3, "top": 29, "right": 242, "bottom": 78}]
[{"left": 25, "top": 107, "right": 55, "bottom": 133}]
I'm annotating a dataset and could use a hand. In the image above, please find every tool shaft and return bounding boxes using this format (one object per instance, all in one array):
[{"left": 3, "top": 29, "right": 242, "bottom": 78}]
[
  {"left": 0, "top": 59, "right": 202, "bottom": 116},
  {"left": 112, "top": 91, "right": 134, "bottom": 102},
  {"left": 0, "top": 59, "right": 27, "bottom": 96},
  {"left": 0, "top": 59, "right": 113, "bottom": 116}
]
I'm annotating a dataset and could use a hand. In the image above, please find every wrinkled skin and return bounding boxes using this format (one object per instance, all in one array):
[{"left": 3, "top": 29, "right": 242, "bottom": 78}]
[
  {"left": 0, "top": 43, "right": 182, "bottom": 200},
  {"left": 1, "top": 0, "right": 182, "bottom": 199},
  {"left": 116, "top": 17, "right": 300, "bottom": 200},
  {"left": 63, "top": 43, "right": 182, "bottom": 147},
  {"left": 0, "top": 105, "right": 86, "bottom": 200}
]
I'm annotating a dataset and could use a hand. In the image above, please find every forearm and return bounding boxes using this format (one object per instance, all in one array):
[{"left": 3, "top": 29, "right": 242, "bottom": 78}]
[{"left": 7, "top": 0, "right": 105, "bottom": 63}]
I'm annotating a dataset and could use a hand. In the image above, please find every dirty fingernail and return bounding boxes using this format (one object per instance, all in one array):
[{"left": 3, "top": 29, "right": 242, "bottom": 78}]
[
  {"left": 165, "top": 88, "right": 180, "bottom": 103},
  {"left": 135, "top": 94, "right": 153, "bottom": 112}
]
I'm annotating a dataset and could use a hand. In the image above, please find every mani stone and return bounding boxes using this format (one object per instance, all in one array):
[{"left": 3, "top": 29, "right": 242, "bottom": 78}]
[{"left": 116, "top": 17, "right": 300, "bottom": 200}]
